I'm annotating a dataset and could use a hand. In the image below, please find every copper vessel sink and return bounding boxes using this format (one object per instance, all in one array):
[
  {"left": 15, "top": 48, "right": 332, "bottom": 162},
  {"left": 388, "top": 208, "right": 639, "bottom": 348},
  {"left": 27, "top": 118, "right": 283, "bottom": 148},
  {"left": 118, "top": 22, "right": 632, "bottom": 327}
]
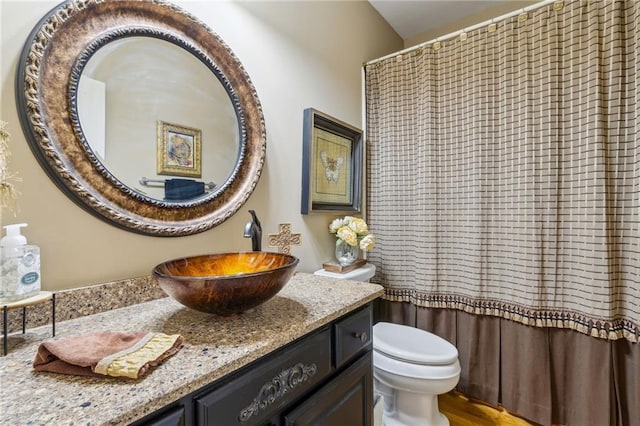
[{"left": 153, "top": 252, "right": 299, "bottom": 316}]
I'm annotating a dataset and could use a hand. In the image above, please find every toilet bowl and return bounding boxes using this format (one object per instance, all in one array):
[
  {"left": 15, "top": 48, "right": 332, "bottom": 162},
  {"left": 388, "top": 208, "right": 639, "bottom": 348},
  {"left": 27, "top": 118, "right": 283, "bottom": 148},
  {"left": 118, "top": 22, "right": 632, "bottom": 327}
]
[
  {"left": 314, "top": 264, "right": 459, "bottom": 425},
  {"left": 373, "top": 322, "right": 460, "bottom": 426}
]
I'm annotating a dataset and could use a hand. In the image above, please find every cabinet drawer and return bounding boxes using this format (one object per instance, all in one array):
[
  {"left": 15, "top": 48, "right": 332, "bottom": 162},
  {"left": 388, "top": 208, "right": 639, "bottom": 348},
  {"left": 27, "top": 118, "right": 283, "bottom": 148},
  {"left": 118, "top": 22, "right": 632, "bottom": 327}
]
[
  {"left": 195, "top": 328, "right": 332, "bottom": 426},
  {"left": 284, "top": 352, "right": 373, "bottom": 426},
  {"left": 136, "top": 406, "right": 185, "bottom": 426},
  {"left": 333, "top": 305, "right": 372, "bottom": 368}
]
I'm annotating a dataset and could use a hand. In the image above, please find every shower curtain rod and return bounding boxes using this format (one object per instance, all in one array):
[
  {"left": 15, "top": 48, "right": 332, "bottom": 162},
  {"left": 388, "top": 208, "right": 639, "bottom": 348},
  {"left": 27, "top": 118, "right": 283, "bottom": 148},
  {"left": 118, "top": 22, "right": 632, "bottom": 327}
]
[{"left": 365, "top": 0, "right": 559, "bottom": 66}]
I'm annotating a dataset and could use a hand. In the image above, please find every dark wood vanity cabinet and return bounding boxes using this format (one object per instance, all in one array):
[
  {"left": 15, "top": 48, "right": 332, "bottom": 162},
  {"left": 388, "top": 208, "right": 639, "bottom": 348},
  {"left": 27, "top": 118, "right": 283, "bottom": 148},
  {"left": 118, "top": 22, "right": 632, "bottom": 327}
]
[
  {"left": 133, "top": 303, "right": 373, "bottom": 426},
  {"left": 283, "top": 352, "right": 372, "bottom": 425}
]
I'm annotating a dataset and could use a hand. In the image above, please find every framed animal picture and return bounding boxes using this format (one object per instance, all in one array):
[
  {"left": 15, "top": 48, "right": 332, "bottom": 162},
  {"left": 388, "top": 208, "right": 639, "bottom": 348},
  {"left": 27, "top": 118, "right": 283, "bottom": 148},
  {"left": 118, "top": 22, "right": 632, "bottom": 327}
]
[{"left": 301, "top": 108, "right": 362, "bottom": 214}]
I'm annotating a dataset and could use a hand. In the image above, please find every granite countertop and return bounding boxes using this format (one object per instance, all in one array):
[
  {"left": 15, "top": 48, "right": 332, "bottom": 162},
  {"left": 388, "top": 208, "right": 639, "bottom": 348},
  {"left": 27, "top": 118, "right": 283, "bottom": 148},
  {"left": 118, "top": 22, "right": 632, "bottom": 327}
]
[{"left": 0, "top": 273, "right": 383, "bottom": 426}]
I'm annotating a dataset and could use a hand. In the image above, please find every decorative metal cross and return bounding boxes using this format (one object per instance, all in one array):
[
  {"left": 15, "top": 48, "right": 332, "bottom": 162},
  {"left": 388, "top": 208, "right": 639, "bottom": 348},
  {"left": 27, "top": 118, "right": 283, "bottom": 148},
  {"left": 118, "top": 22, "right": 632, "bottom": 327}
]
[{"left": 268, "top": 223, "right": 301, "bottom": 254}]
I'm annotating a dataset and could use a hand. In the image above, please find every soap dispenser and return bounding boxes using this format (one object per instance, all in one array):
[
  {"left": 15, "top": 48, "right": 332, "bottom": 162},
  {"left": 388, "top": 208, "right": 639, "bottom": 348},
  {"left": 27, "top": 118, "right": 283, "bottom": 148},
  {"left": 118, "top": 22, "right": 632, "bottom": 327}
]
[{"left": 0, "top": 223, "right": 41, "bottom": 303}]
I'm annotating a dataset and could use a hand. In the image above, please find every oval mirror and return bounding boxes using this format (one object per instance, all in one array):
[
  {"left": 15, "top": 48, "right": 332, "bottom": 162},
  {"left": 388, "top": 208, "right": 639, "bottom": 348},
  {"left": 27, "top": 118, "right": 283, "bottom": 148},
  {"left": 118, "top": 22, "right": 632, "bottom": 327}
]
[
  {"left": 16, "top": 0, "right": 266, "bottom": 236},
  {"left": 77, "top": 37, "right": 240, "bottom": 201}
]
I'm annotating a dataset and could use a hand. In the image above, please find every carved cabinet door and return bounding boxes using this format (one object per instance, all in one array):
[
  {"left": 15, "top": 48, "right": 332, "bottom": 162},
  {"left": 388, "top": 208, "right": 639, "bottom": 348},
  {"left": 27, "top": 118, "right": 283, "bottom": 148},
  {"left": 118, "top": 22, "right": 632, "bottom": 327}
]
[{"left": 283, "top": 352, "right": 373, "bottom": 426}]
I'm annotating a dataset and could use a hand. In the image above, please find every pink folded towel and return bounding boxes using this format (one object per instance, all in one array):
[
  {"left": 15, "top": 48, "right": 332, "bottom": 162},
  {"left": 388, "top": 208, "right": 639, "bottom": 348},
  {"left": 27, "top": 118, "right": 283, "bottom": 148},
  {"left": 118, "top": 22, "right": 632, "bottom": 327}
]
[{"left": 33, "top": 331, "right": 183, "bottom": 379}]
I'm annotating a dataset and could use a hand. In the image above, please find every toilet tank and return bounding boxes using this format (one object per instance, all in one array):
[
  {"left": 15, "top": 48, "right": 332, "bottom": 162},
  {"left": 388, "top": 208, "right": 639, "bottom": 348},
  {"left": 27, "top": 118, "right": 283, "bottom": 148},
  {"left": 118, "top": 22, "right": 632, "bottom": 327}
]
[{"left": 313, "top": 263, "right": 376, "bottom": 282}]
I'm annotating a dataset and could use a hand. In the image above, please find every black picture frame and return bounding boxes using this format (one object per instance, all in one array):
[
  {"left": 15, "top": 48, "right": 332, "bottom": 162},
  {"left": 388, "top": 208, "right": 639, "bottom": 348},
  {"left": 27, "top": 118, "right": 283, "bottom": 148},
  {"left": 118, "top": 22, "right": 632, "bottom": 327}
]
[{"left": 301, "top": 108, "right": 363, "bottom": 214}]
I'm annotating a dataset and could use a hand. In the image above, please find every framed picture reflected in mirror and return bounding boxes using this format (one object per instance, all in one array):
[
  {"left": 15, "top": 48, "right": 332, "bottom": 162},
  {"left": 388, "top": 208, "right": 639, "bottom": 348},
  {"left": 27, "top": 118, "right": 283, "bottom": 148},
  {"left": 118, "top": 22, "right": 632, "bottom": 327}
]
[{"left": 157, "top": 121, "right": 202, "bottom": 178}]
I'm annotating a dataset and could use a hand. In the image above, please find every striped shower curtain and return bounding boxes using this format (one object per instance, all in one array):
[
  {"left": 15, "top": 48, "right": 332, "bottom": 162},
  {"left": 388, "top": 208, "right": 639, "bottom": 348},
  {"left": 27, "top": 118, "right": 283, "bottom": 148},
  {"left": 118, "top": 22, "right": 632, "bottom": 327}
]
[
  {"left": 365, "top": 1, "right": 639, "bottom": 424},
  {"left": 365, "top": 0, "right": 639, "bottom": 342}
]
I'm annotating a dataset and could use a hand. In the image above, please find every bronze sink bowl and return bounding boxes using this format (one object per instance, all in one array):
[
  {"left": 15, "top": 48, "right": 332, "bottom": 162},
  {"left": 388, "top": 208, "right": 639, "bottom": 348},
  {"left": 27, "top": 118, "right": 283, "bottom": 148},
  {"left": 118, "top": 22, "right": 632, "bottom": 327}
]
[{"left": 153, "top": 252, "right": 299, "bottom": 316}]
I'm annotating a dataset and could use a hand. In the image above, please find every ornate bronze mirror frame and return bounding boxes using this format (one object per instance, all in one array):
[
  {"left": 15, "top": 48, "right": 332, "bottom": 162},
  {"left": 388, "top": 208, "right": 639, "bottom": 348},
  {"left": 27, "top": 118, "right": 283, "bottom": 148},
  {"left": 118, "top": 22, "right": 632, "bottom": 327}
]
[{"left": 16, "top": 0, "right": 266, "bottom": 236}]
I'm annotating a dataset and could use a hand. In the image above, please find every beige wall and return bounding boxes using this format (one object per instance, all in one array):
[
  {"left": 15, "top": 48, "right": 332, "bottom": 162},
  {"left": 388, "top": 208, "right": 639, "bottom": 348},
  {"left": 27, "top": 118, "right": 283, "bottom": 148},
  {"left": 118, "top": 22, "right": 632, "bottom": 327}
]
[{"left": 0, "top": 0, "right": 402, "bottom": 290}]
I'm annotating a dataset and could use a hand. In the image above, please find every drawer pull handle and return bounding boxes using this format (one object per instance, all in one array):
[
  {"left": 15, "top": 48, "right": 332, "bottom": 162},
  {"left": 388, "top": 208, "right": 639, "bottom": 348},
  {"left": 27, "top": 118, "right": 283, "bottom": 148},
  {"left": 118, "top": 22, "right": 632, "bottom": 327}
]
[
  {"left": 355, "top": 331, "right": 368, "bottom": 342},
  {"left": 238, "top": 362, "right": 317, "bottom": 422}
]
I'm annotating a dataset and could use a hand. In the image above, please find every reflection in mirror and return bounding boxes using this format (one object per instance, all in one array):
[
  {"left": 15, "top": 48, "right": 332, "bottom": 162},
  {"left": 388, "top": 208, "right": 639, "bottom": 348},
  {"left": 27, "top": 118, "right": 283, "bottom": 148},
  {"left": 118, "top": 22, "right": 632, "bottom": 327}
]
[
  {"left": 16, "top": 0, "right": 266, "bottom": 236},
  {"left": 77, "top": 37, "right": 239, "bottom": 201}
]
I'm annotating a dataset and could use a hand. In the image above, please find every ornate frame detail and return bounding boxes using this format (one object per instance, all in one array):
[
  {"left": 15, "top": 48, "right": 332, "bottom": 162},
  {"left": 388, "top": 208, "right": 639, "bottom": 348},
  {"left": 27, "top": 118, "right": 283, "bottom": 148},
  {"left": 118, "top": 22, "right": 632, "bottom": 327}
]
[
  {"left": 16, "top": 0, "right": 266, "bottom": 236},
  {"left": 238, "top": 362, "right": 317, "bottom": 422}
]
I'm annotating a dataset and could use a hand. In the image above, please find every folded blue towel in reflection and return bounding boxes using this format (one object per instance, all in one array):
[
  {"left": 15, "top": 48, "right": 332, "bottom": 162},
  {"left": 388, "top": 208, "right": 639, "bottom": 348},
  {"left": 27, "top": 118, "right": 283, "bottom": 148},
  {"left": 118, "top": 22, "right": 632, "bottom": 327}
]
[{"left": 164, "top": 178, "right": 205, "bottom": 200}]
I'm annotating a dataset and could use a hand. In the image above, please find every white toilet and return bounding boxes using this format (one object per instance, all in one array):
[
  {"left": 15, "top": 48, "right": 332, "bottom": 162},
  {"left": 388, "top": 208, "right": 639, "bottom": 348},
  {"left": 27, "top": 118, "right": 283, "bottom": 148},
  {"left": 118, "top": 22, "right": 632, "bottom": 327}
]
[
  {"left": 373, "top": 322, "right": 460, "bottom": 426},
  {"left": 314, "top": 263, "right": 460, "bottom": 426}
]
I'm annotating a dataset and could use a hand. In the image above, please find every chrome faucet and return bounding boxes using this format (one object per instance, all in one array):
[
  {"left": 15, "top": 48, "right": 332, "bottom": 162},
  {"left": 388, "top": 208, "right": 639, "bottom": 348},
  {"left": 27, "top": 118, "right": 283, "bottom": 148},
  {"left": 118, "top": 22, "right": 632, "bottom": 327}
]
[{"left": 243, "top": 209, "right": 262, "bottom": 251}]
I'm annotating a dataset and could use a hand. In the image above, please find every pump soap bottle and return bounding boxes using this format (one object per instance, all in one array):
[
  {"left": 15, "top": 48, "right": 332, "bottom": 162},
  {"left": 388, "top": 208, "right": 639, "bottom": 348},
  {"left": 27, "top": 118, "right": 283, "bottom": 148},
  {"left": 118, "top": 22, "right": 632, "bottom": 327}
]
[{"left": 0, "top": 223, "right": 41, "bottom": 303}]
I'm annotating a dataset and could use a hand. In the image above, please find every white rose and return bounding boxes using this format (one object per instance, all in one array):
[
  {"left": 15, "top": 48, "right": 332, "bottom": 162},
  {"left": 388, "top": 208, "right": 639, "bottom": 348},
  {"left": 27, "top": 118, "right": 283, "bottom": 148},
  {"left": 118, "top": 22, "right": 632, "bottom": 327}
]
[
  {"left": 329, "top": 218, "right": 344, "bottom": 233},
  {"left": 349, "top": 218, "right": 369, "bottom": 235},
  {"left": 359, "top": 234, "right": 376, "bottom": 251}
]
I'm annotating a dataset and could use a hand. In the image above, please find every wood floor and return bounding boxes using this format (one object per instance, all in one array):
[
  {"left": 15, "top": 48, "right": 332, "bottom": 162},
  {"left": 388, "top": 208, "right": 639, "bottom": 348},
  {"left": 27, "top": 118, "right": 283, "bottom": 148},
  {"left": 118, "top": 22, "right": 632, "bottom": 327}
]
[{"left": 439, "top": 391, "right": 535, "bottom": 426}]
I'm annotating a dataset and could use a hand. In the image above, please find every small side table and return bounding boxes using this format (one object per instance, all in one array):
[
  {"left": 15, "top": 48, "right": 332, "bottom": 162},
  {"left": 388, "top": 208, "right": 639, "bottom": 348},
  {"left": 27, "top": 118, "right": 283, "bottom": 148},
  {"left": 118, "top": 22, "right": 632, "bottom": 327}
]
[{"left": 2, "top": 291, "right": 55, "bottom": 356}]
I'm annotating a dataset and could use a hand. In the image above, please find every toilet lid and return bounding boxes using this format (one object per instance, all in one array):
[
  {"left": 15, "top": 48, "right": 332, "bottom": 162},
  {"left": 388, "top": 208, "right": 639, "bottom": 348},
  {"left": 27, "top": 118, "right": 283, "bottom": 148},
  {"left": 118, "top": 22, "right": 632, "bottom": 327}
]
[{"left": 373, "top": 322, "right": 458, "bottom": 366}]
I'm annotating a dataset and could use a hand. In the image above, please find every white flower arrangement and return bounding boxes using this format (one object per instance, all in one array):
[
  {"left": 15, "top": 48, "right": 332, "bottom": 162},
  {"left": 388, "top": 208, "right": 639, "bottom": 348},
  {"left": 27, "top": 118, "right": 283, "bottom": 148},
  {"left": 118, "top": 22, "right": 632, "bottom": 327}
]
[{"left": 329, "top": 216, "right": 376, "bottom": 252}]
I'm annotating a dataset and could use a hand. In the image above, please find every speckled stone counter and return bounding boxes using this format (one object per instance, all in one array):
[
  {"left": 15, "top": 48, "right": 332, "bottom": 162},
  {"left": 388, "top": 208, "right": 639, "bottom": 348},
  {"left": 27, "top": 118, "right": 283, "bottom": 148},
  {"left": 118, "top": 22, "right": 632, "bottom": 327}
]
[{"left": 0, "top": 272, "right": 383, "bottom": 426}]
